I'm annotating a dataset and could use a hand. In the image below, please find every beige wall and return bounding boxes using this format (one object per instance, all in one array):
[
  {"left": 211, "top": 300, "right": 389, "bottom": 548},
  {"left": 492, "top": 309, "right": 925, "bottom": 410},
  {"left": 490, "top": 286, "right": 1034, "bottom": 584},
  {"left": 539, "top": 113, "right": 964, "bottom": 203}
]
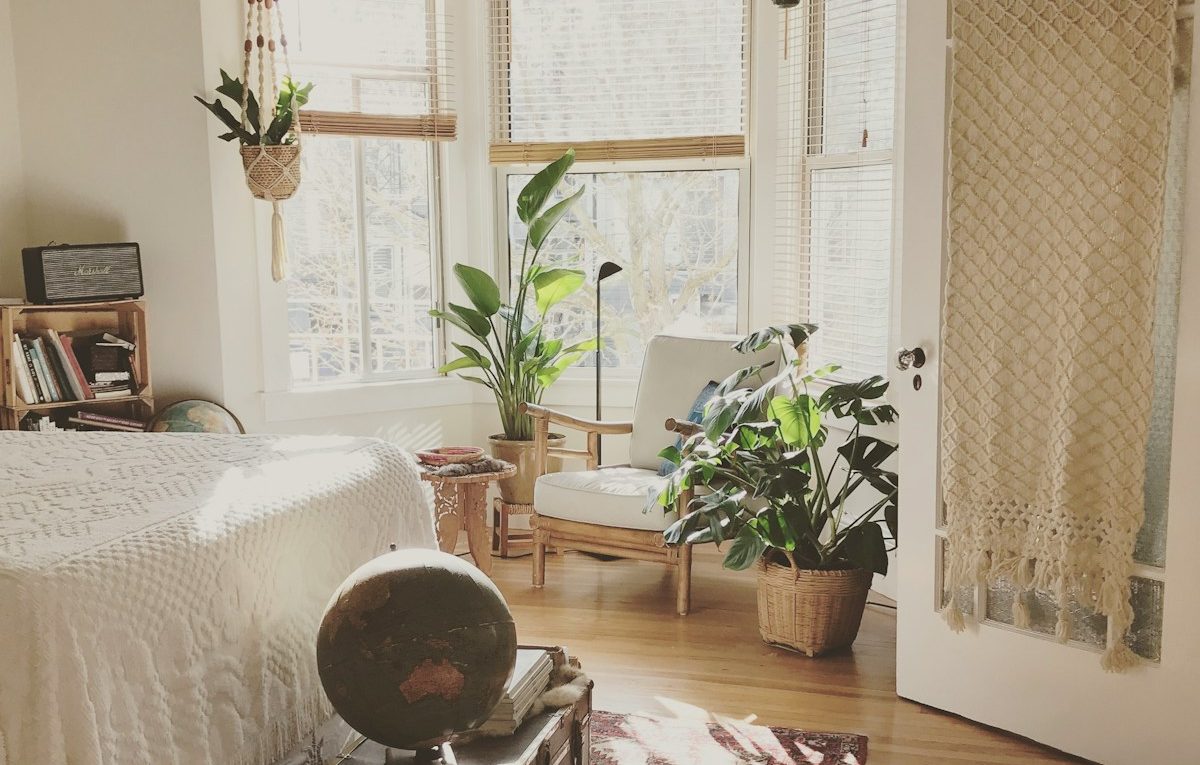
[{"left": 0, "top": 0, "right": 24, "bottom": 297}]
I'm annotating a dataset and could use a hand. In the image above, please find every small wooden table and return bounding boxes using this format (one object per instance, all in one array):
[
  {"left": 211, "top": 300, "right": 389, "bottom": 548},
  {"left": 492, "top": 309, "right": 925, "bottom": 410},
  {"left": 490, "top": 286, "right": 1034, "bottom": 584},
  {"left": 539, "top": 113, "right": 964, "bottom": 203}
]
[{"left": 421, "top": 464, "right": 516, "bottom": 576}]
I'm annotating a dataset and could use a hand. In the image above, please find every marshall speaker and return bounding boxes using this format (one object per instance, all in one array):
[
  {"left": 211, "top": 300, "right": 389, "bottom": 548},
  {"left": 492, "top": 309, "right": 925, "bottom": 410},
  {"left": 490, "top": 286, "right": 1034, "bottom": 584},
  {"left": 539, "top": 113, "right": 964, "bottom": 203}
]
[{"left": 22, "top": 243, "right": 144, "bottom": 304}]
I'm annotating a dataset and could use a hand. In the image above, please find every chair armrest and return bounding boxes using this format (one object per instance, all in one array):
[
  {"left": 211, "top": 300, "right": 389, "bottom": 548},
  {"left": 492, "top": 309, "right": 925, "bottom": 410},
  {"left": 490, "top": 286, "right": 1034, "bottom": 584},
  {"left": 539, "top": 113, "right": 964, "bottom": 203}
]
[
  {"left": 664, "top": 417, "right": 702, "bottom": 438},
  {"left": 521, "top": 403, "right": 634, "bottom": 435}
]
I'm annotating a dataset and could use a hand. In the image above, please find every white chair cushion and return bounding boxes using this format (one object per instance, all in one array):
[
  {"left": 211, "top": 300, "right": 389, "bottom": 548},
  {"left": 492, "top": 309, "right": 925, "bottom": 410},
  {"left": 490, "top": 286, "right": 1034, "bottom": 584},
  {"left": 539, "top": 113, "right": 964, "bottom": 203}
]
[{"left": 534, "top": 467, "right": 678, "bottom": 532}]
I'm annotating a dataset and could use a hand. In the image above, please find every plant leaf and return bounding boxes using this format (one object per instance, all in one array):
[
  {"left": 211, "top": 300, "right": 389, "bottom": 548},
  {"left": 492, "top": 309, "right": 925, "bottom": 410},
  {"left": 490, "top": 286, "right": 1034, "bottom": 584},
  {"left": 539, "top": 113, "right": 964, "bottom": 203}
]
[
  {"left": 195, "top": 96, "right": 255, "bottom": 144},
  {"left": 452, "top": 343, "right": 491, "bottom": 370},
  {"left": 447, "top": 303, "right": 491, "bottom": 338},
  {"left": 767, "top": 395, "right": 822, "bottom": 447},
  {"left": 453, "top": 264, "right": 502, "bottom": 316},
  {"left": 532, "top": 268, "right": 586, "bottom": 314},
  {"left": 516, "top": 149, "right": 575, "bottom": 224},
  {"left": 840, "top": 522, "right": 889, "bottom": 575},
  {"left": 733, "top": 323, "right": 819, "bottom": 353},
  {"left": 528, "top": 186, "right": 585, "bottom": 249},
  {"left": 438, "top": 356, "right": 486, "bottom": 374}
]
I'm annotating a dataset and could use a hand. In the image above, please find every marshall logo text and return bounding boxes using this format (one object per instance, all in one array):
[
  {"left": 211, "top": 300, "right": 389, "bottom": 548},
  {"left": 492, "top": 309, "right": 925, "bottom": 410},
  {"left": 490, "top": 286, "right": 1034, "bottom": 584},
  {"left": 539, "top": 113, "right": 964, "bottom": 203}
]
[{"left": 75, "top": 265, "right": 113, "bottom": 277}]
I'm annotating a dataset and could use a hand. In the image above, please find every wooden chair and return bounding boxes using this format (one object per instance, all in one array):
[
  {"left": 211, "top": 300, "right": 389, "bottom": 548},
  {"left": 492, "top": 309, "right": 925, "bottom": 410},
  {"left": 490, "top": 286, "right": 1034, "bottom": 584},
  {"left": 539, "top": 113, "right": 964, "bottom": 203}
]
[{"left": 520, "top": 334, "right": 780, "bottom": 615}]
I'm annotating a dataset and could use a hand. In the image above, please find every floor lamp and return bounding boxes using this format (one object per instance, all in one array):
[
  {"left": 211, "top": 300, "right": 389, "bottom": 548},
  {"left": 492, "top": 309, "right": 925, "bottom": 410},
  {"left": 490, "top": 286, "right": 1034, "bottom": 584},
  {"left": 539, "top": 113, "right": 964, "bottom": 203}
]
[{"left": 595, "top": 261, "right": 623, "bottom": 465}]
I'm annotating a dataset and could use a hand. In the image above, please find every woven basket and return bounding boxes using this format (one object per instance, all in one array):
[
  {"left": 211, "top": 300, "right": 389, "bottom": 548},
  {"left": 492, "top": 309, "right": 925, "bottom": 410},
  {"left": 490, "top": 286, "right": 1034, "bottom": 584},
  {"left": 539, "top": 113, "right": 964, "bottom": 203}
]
[
  {"left": 756, "top": 561, "right": 873, "bottom": 657},
  {"left": 240, "top": 144, "right": 301, "bottom": 201}
]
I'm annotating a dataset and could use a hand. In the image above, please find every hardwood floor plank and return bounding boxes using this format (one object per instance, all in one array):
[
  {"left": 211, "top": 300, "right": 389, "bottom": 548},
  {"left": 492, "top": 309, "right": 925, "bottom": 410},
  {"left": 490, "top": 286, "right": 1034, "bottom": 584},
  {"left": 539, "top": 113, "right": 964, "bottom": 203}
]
[{"left": 489, "top": 549, "right": 1086, "bottom": 764}]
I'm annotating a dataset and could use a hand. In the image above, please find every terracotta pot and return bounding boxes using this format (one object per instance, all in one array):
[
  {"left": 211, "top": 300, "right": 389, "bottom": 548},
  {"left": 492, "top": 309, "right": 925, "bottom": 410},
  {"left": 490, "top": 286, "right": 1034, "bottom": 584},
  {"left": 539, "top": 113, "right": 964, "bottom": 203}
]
[
  {"left": 756, "top": 561, "right": 872, "bottom": 657},
  {"left": 488, "top": 434, "right": 566, "bottom": 505}
]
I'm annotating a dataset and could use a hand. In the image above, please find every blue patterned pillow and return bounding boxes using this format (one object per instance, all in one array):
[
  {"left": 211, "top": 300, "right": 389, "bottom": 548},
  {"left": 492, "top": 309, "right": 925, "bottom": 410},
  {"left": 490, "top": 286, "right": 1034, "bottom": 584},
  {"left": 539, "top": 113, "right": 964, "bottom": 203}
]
[{"left": 658, "top": 380, "right": 719, "bottom": 476}]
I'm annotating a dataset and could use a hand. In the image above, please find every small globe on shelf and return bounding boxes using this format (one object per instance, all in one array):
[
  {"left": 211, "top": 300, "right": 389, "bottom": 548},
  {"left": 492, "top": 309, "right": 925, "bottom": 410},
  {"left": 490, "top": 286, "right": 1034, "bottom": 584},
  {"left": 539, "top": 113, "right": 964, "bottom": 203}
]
[{"left": 316, "top": 548, "right": 517, "bottom": 758}]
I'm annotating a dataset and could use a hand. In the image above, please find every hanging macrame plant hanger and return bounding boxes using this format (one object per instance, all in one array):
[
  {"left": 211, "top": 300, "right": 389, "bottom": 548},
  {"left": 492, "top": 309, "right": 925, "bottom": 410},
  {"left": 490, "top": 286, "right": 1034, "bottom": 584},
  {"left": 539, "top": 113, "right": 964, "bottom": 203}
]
[{"left": 240, "top": 0, "right": 301, "bottom": 282}]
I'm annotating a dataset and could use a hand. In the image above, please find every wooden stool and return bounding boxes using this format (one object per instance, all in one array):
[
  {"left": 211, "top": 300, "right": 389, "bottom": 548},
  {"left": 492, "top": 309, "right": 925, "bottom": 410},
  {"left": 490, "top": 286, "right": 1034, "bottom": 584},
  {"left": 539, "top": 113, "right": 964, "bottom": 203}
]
[
  {"left": 492, "top": 498, "right": 536, "bottom": 558},
  {"left": 421, "top": 464, "right": 516, "bottom": 576}
]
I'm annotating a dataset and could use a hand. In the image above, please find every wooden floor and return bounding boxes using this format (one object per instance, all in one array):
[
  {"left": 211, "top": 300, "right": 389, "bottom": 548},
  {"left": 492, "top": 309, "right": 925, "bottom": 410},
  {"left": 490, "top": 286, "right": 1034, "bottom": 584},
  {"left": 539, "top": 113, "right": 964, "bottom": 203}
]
[{"left": 489, "top": 548, "right": 1083, "bottom": 765}]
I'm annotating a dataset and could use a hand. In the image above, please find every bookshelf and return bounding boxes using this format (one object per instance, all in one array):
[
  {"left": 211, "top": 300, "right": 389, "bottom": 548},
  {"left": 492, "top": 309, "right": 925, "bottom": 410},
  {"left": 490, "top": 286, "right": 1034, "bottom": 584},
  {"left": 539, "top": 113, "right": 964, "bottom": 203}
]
[{"left": 0, "top": 300, "right": 153, "bottom": 430}]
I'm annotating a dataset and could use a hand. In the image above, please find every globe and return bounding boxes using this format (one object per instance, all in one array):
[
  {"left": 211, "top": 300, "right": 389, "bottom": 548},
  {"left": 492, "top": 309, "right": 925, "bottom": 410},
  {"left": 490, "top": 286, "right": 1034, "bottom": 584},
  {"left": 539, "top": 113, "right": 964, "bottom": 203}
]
[
  {"left": 148, "top": 399, "right": 244, "bottom": 433},
  {"left": 316, "top": 549, "right": 518, "bottom": 752}
]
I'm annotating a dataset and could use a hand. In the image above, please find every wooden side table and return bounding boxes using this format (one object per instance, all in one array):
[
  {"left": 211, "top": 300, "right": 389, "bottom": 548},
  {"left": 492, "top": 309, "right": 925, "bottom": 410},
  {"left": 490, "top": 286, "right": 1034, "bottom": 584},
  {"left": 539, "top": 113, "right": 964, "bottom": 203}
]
[{"left": 421, "top": 464, "right": 516, "bottom": 576}]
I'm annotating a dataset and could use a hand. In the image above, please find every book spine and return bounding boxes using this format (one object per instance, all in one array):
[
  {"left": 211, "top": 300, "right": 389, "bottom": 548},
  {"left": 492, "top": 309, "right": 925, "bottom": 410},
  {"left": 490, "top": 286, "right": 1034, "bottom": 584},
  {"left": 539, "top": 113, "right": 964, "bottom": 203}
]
[
  {"left": 45, "top": 330, "right": 84, "bottom": 401},
  {"left": 76, "top": 411, "right": 144, "bottom": 428},
  {"left": 33, "top": 337, "right": 66, "bottom": 402},
  {"left": 29, "top": 339, "right": 59, "bottom": 402},
  {"left": 11, "top": 336, "right": 35, "bottom": 405},
  {"left": 59, "top": 336, "right": 95, "bottom": 400},
  {"left": 67, "top": 417, "right": 143, "bottom": 432},
  {"left": 20, "top": 340, "right": 46, "bottom": 403}
]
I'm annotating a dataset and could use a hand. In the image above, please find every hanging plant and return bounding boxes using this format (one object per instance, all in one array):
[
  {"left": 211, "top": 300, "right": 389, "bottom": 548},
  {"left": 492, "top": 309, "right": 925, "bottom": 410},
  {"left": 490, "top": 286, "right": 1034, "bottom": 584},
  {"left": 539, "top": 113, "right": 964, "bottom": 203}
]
[{"left": 195, "top": 0, "right": 314, "bottom": 282}]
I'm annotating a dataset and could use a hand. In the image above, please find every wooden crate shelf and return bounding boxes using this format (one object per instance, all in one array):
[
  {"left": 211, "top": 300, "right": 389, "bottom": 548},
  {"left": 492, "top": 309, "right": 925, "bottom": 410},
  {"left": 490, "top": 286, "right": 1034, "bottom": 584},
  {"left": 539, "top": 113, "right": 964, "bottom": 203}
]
[{"left": 1, "top": 300, "right": 154, "bottom": 430}]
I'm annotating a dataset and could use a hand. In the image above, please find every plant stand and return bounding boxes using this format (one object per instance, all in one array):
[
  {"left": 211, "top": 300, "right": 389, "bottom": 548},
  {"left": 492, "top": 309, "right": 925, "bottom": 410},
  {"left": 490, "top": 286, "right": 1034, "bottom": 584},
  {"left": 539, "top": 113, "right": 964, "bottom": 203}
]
[{"left": 492, "top": 498, "right": 535, "bottom": 558}]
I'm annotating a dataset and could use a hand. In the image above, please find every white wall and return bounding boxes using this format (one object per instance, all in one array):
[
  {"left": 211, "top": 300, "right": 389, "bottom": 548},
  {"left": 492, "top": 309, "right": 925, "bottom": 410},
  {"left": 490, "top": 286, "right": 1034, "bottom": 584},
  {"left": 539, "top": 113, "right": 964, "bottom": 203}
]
[{"left": 0, "top": 0, "right": 25, "bottom": 297}]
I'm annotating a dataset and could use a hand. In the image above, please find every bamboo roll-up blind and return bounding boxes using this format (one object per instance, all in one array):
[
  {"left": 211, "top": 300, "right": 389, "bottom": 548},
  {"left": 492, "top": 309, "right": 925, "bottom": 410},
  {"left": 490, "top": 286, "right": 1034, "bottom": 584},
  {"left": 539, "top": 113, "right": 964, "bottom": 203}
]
[
  {"left": 489, "top": 0, "right": 749, "bottom": 164},
  {"left": 286, "top": 0, "right": 456, "bottom": 141}
]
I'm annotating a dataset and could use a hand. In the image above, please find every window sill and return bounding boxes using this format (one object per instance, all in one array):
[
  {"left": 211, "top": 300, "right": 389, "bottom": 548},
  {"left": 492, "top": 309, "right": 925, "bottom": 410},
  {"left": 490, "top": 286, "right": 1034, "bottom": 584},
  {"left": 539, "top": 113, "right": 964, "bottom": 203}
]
[{"left": 261, "top": 376, "right": 475, "bottom": 423}]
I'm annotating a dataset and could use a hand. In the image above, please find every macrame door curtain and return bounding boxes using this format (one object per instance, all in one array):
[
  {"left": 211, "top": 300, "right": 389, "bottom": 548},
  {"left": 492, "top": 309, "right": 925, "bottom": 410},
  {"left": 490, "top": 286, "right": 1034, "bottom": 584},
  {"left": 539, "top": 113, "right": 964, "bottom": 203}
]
[
  {"left": 240, "top": 0, "right": 301, "bottom": 282},
  {"left": 940, "top": 0, "right": 1177, "bottom": 671}
]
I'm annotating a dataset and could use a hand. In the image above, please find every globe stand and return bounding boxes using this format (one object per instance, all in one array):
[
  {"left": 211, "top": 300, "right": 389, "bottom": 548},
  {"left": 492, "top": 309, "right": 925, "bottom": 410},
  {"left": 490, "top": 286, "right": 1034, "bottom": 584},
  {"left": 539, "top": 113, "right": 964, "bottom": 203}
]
[{"left": 412, "top": 743, "right": 454, "bottom": 763}]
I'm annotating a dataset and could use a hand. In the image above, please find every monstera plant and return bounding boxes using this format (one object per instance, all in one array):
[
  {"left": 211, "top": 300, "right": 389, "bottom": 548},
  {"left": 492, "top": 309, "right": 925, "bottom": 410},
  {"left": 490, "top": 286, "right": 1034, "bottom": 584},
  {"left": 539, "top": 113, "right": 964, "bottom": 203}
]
[
  {"left": 657, "top": 324, "right": 898, "bottom": 656},
  {"left": 432, "top": 150, "right": 596, "bottom": 503}
]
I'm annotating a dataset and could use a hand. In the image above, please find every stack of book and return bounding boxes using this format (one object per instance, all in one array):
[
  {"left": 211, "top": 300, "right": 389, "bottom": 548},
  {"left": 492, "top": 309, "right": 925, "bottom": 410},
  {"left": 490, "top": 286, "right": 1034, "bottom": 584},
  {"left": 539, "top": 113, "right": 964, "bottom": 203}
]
[
  {"left": 19, "top": 413, "right": 64, "bottom": 432},
  {"left": 10, "top": 331, "right": 137, "bottom": 405},
  {"left": 67, "top": 411, "right": 146, "bottom": 432},
  {"left": 477, "top": 649, "right": 554, "bottom": 736}
]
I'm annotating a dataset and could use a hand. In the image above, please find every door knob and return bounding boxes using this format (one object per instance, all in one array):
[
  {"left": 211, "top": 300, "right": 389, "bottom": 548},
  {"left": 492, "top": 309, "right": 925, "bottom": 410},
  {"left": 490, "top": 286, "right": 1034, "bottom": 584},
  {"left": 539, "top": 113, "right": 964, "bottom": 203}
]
[{"left": 896, "top": 347, "right": 926, "bottom": 371}]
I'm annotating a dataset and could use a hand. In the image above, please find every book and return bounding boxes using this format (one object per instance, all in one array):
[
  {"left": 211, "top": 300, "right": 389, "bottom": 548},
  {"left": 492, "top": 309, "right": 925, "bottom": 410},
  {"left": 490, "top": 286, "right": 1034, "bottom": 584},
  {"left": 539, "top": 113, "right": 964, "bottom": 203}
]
[
  {"left": 11, "top": 336, "right": 36, "bottom": 405},
  {"left": 93, "top": 371, "right": 131, "bottom": 383},
  {"left": 44, "top": 330, "right": 87, "bottom": 401},
  {"left": 20, "top": 339, "right": 46, "bottom": 403},
  {"left": 477, "top": 649, "right": 554, "bottom": 736},
  {"left": 102, "top": 332, "right": 136, "bottom": 351},
  {"left": 67, "top": 417, "right": 144, "bottom": 432},
  {"left": 29, "top": 338, "right": 62, "bottom": 402},
  {"left": 58, "top": 335, "right": 95, "bottom": 400},
  {"left": 75, "top": 411, "right": 146, "bottom": 429},
  {"left": 93, "top": 385, "right": 133, "bottom": 400}
]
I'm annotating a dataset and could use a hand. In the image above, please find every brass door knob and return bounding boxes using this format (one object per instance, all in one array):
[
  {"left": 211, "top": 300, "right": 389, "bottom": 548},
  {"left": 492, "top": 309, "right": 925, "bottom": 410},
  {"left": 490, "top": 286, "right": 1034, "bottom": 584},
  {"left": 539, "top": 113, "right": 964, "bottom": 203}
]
[{"left": 896, "top": 347, "right": 927, "bottom": 371}]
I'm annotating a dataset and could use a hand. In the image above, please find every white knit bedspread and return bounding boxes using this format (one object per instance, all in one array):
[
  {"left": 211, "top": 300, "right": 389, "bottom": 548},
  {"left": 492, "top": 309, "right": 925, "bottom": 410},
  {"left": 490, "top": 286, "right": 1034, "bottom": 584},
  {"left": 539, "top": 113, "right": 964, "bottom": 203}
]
[{"left": 0, "top": 432, "right": 435, "bottom": 765}]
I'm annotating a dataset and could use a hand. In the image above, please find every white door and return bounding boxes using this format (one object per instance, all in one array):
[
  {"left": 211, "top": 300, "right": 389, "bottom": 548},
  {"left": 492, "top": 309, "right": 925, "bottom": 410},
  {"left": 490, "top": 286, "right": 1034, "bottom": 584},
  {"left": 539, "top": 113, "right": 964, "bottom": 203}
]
[{"left": 894, "top": 2, "right": 1200, "bottom": 763}]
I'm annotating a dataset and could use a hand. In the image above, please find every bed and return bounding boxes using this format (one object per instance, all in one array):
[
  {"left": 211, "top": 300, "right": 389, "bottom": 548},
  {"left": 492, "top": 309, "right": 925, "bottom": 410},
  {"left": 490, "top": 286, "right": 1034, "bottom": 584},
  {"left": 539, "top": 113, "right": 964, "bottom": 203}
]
[{"left": 0, "top": 431, "right": 435, "bottom": 765}]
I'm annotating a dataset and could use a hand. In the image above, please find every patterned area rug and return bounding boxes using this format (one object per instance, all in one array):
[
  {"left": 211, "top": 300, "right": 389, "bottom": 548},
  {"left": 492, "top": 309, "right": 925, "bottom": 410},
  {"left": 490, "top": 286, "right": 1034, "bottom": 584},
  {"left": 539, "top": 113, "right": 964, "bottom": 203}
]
[{"left": 591, "top": 710, "right": 867, "bottom": 764}]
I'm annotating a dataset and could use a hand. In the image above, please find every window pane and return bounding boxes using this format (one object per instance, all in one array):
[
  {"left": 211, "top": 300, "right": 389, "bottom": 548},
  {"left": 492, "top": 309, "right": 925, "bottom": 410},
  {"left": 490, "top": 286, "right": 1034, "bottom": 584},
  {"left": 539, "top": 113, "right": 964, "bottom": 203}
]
[
  {"left": 287, "top": 0, "right": 430, "bottom": 71},
  {"left": 505, "top": 0, "right": 746, "bottom": 143},
  {"left": 507, "top": 170, "right": 740, "bottom": 370},
  {"left": 808, "top": 164, "right": 892, "bottom": 378},
  {"left": 818, "top": 0, "right": 897, "bottom": 155},
  {"left": 284, "top": 136, "right": 363, "bottom": 385},
  {"left": 361, "top": 139, "right": 437, "bottom": 374},
  {"left": 284, "top": 135, "right": 437, "bottom": 384}
]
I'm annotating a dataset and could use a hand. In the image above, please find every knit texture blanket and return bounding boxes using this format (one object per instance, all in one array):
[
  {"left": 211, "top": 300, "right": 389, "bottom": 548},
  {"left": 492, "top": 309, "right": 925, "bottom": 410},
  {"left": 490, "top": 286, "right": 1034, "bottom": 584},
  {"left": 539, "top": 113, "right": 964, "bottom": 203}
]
[
  {"left": 942, "top": 0, "right": 1177, "bottom": 671},
  {"left": 0, "top": 432, "right": 435, "bottom": 765}
]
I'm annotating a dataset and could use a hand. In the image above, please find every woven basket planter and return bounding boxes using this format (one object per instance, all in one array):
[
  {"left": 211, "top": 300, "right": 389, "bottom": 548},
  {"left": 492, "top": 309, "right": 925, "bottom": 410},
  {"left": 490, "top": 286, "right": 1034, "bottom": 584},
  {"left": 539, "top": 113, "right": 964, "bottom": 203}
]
[
  {"left": 756, "top": 561, "right": 873, "bottom": 657},
  {"left": 240, "top": 144, "right": 301, "bottom": 201}
]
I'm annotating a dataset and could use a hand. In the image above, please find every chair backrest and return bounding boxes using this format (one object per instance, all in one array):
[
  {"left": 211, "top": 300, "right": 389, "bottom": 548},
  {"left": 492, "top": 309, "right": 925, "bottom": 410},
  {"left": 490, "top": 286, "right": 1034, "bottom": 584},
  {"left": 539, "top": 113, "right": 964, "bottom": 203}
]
[{"left": 628, "top": 334, "right": 783, "bottom": 471}]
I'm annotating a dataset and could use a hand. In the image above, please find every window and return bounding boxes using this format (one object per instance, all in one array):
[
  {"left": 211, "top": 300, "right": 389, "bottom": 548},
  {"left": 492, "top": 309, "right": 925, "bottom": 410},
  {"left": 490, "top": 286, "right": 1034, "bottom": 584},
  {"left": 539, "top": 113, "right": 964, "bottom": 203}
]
[
  {"left": 490, "top": 0, "right": 750, "bottom": 373},
  {"left": 281, "top": 0, "right": 454, "bottom": 386},
  {"left": 776, "top": 0, "right": 897, "bottom": 380}
]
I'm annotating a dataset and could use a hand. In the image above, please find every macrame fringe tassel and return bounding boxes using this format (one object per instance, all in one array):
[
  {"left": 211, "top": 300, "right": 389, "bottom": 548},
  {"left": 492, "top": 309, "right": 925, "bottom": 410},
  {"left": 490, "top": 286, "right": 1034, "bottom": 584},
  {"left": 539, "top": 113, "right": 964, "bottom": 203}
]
[
  {"left": 1102, "top": 642, "right": 1139, "bottom": 673},
  {"left": 1012, "top": 594, "right": 1031, "bottom": 629},
  {"left": 271, "top": 200, "right": 288, "bottom": 282},
  {"left": 942, "top": 603, "right": 967, "bottom": 632}
]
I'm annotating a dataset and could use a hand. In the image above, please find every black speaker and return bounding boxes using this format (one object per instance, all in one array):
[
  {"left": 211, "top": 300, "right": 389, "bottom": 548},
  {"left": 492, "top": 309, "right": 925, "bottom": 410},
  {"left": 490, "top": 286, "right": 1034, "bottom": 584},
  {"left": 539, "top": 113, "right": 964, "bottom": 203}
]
[{"left": 22, "top": 243, "right": 144, "bottom": 305}]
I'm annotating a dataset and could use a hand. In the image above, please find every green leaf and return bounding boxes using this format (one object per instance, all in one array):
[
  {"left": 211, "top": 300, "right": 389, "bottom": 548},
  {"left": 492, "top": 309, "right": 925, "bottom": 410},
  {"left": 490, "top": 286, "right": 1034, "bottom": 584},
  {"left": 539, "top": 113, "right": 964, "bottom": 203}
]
[
  {"left": 532, "top": 268, "right": 586, "bottom": 314},
  {"left": 453, "top": 264, "right": 502, "bottom": 316},
  {"left": 516, "top": 149, "right": 576, "bottom": 224},
  {"left": 528, "top": 186, "right": 586, "bottom": 249},
  {"left": 854, "top": 404, "right": 898, "bottom": 426},
  {"left": 837, "top": 436, "right": 897, "bottom": 473},
  {"left": 840, "top": 522, "right": 889, "bottom": 575},
  {"left": 535, "top": 351, "right": 584, "bottom": 387},
  {"left": 819, "top": 375, "right": 890, "bottom": 417},
  {"left": 215, "top": 70, "right": 260, "bottom": 134},
  {"left": 194, "top": 96, "right": 255, "bottom": 144},
  {"left": 767, "top": 395, "right": 822, "bottom": 447},
  {"left": 458, "top": 374, "right": 496, "bottom": 390},
  {"left": 438, "top": 356, "right": 484, "bottom": 374},
  {"left": 715, "top": 361, "right": 776, "bottom": 396},
  {"left": 733, "top": 324, "right": 819, "bottom": 354},
  {"left": 563, "top": 336, "right": 600, "bottom": 354},
  {"left": 452, "top": 343, "right": 491, "bottom": 370},
  {"left": 447, "top": 303, "right": 491, "bottom": 338},
  {"left": 884, "top": 503, "right": 898, "bottom": 542}
]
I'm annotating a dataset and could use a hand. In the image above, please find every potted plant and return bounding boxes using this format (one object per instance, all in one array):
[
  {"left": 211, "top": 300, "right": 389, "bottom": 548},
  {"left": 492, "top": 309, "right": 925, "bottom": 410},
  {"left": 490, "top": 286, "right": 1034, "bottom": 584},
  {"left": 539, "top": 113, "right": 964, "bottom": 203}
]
[
  {"left": 433, "top": 150, "right": 597, "bottom": 504},
  {"left": 657, "top": 324, "right": 898, "bottom": 656}
]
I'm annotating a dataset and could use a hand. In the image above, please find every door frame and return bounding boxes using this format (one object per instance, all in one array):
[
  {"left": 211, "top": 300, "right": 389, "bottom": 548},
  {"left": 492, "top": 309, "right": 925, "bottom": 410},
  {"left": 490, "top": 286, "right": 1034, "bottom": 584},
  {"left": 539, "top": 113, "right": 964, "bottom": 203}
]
[{"left": 894, "top": 2, "right": 1200, "bottom": 762}]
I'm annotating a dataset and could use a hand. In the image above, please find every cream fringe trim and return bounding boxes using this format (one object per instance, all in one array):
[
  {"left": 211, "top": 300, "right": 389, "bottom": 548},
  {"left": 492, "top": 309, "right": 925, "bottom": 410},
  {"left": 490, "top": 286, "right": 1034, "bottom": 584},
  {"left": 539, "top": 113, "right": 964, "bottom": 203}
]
[{"left": 942, "top": 550, "right": 1140, "bottom": 672}]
